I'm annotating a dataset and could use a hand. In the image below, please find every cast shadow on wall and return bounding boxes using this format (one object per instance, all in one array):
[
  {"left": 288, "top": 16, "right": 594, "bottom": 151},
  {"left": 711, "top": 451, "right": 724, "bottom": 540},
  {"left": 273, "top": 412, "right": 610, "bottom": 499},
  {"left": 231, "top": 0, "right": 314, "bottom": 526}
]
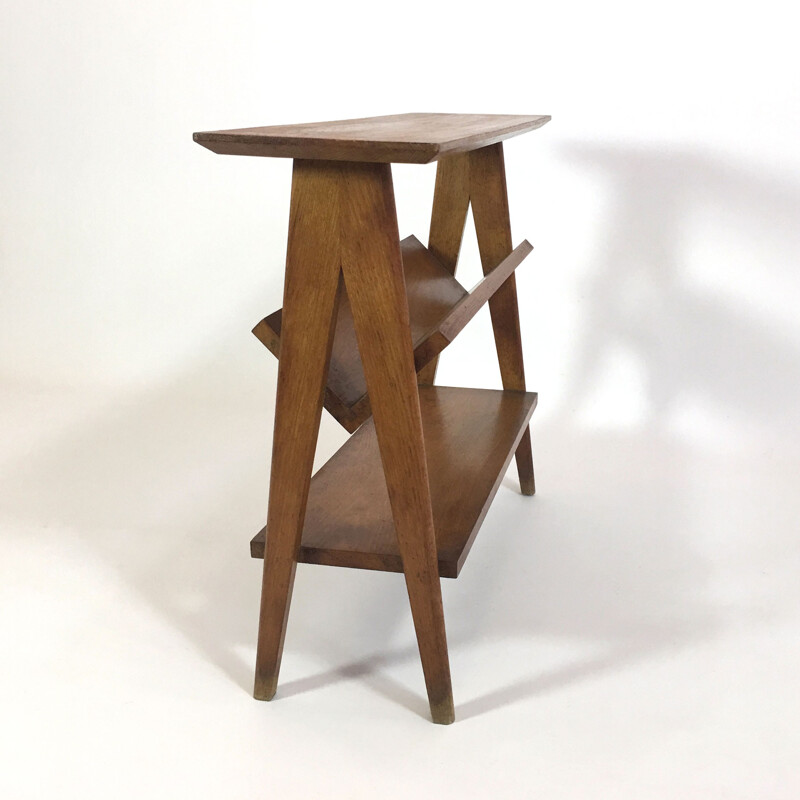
[{"left": 557, "top": 142, "right": 800, "bottom": 434}]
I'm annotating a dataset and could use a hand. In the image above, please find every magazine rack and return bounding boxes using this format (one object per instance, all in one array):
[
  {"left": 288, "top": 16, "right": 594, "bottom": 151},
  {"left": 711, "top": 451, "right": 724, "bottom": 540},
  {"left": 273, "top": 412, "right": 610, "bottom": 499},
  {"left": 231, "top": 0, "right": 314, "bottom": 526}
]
[{"left": 194, "top": 113, "right": 550, "bottom": 724}]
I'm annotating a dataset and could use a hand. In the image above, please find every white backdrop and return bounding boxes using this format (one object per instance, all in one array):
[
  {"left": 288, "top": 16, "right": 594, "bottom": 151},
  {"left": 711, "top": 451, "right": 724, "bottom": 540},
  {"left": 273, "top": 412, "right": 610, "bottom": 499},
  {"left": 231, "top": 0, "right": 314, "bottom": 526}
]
[{"left": 2, "top": 0, "right": 799, "bottom": 797}]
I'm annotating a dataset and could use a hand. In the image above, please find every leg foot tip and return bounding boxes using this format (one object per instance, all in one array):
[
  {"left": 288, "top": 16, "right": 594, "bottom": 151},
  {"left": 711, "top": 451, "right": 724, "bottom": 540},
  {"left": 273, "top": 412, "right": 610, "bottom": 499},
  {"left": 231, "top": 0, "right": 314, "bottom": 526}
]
[
  {"left": 430, "top": 699, "right": 456, "bottom": 725},
  {"left": 253, "top": 678, "right": 277, "bottom": 701}
]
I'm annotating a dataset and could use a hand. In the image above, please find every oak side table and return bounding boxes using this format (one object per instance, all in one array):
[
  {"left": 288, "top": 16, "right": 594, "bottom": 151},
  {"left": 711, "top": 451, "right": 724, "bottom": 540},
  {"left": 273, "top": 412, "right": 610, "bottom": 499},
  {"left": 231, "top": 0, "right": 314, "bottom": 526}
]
[{"left": 193, "top": 112, "right": 550, "bottom": 724}]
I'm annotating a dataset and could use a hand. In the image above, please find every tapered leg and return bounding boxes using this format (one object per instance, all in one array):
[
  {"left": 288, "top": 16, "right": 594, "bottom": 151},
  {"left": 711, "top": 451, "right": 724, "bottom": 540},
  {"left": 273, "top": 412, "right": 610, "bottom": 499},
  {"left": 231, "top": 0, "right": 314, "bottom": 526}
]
[
  {"left": 418, "top": 153, "right": 471, "bottom": 386},
  {"left": 253, "top": 160, "right": 343, "bottom": 700},
  {"left": 340, "top": 161, "right": 455, "bottom": 724},
  {"left": 469, "top": 143, "right": 536, "bottom": 495}
]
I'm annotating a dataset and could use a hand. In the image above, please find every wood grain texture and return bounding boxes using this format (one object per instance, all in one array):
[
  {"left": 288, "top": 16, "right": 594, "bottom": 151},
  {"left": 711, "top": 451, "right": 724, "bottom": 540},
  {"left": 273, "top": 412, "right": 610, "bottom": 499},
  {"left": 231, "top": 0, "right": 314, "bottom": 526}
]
[
  {"left": 250, "top": 386, "right": 538, "bottom": 577},
  {"left": 419, "top": 153, "right": 472, "bottom": 384},
  {"left": 338, "top": 161, "right": 454, "bottom": 724},
  {"left": 194, "top": 112, "right": 550, "bottom": 164},
  {"left": 413, "top": 240, "right": 533, "bottom": 371},
  {"left": 469, "top": 143, "right": 536, "bottom": 495},
  {"left": 252, "top": 159, "right": 343, "bottom": 702},
  {"left": 252, "top": 235, "right": 468, "bottom": 432},
  {"left": 253, "top": 235, "right": 533, "bottom": 432}
]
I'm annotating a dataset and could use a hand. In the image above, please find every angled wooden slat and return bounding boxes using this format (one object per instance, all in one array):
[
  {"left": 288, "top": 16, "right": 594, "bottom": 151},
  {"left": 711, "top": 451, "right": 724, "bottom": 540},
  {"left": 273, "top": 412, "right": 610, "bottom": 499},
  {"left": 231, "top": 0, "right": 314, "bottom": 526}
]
[{"left": 413, "top": 240, "right": 533, "bottom": 372}]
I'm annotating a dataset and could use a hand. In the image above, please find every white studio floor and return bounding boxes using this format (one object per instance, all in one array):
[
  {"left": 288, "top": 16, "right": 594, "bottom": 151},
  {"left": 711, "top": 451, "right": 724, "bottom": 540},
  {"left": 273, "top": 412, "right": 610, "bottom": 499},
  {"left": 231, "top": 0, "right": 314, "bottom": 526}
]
[{"left": 2, "top": 376, "right": 799, "bottom": 799}]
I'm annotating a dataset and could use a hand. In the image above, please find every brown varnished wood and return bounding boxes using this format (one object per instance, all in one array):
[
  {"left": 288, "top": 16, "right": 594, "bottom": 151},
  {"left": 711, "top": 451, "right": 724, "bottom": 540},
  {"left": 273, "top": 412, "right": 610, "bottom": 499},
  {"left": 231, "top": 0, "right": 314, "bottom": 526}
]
[
  {"left": 198, "top": 113, "right": 548, "bottom": 724},
  {"left": 338, "top": 161, "right": 454, "bottom": 724},
  {"left": 413, "top": 240, "right": 533, "bottom": 372},
  {"left": 253, "top": 235, "right": 468, "bottom": 432},
  {"left": 469, "top": 143, "right": 536, "bottom": 495},
  {"left": 428, "top": 153, "right": 471, "bottom": 271},
  {"left": 252, "top": 159, "right": 343, "bottom": 702},
  {"left": 401, "top": 236, "right": 469, "bottom": 342},
  {"left": 419, "top": 153, "right": 472, "bottom": 385},
  {"left": 253, "top": 235, "right": 533, "bottom": 432},
  {"left": 194, "top": 112, "right": 550, "bottom": 164},
  {"left": 254, "top": 307, "right": 363, "bottom": 432},
  {"left": 253, "top": 294, "right": 364, "bottom": 434},
  {"left": 251, "top": 386, "right": 537, "bottom": 577}
]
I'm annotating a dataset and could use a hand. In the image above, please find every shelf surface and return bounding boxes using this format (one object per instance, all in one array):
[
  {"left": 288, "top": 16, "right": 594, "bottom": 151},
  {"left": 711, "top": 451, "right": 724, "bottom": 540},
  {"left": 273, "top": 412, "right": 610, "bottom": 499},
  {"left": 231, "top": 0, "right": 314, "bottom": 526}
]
[
  {"left": 194, "top": 112, "right": 551, "bottom": 163},
  {"left": 251, "top": 385, "right": 537, "bottom": 578}
]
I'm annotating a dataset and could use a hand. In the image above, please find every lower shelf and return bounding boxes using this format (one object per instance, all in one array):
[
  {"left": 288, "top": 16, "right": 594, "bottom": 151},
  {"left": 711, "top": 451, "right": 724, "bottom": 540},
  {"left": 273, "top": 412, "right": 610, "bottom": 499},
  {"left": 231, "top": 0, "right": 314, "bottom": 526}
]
[{"left": 251, "top": 385, "right": 537, "bottom": 578}]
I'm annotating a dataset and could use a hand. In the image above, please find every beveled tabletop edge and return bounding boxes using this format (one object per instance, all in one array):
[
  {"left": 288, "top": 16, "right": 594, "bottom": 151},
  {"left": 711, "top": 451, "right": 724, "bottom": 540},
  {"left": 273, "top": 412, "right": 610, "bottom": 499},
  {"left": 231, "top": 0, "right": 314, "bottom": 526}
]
[
  {"left": 435, "top": 115, "right": 551, "bottom": 160},
  {"left": 192, "top": 113, "right": 551, "bottom": 164}
]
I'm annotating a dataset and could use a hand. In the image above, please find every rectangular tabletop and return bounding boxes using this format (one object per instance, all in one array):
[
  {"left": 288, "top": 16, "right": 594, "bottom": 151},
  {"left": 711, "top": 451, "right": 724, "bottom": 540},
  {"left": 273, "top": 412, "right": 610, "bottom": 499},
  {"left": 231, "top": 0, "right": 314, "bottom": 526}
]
[{"left": 193, "top": 112, "right": 550, "bottom": 163}]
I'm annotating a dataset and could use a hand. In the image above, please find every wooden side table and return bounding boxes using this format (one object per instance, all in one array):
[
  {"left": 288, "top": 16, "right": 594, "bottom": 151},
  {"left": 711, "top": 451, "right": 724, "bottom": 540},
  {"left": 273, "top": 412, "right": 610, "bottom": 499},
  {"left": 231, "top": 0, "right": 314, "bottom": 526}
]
[{"left": 194, "top": 113, "right": 550, "bottom": 724}]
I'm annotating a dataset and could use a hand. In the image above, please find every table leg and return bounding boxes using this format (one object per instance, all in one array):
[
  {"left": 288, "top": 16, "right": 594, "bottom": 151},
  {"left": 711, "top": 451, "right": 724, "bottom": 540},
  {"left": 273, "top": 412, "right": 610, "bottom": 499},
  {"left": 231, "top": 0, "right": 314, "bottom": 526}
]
[
  {"left": 470, "top": 143, "right": 536, "bottom": 496},
  {"left": 253, "top": 160, "right": 343, "bottom": 700},
  {"left": 340, "top": 161, "right": 455, "bottom": 724},
  {"left": 418, "top": 153, "right": 471, "bottom": 386}
]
